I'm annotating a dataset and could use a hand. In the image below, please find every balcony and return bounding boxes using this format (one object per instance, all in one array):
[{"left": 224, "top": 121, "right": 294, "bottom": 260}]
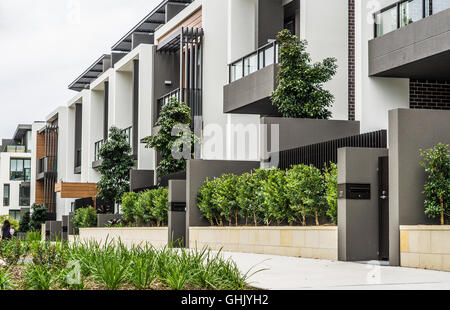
[
  {"left": 223, "top": 41, "right": 281, "bottom": 116},
  {"left": 74, "top": 148, "right": 82, "bottom": 174},
  {"left": 92, "top": 139, "right": 104, "bottom": 169},
  {"left": 370, "top": 1, "right": 450, "bottom": 79},
  {"left": 156, "top": 88, "right": 202, "bottom": 125},
  {"left": 37, "top": 156, "right": 57, "bottom": 180}
]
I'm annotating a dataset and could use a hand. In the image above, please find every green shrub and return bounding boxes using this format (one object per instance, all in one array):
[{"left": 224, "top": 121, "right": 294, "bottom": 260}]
[
  {"left": 25, "top": 231, "right": 41, "bottom": 242},
  {"left": 18, "top": 211, "right": 31, "bottom": 233},
  {"left": 197, "top": 178, "right": 221, "bottom": 226},
  {"left": 29, "top": 204, "right": 48, "bottom": 231},
  {"left": 323, "top": 163, "right": 338, "bottom": 224},
  {"left": 73, "top": 207, "right": 97, "bottom": 230},
  {"left": 24, "top": 264, "right": 59, "bottom": 290},
  {"left": 420, "top": 143, "right": 450, "bottom": 225},
  {"left": 121, "top": 188, "right": 168, "bottom": 227},
  {"left": 213, "top": 174, "right": 240, "bottom": 226},
  {"left": 0, "top": 268, "right": 13, "bottom": 290},
  {"left": 260, "top": 169, "right": 290, "bottom": 226},
  {"left": 0, "top": 215, "right": 19, "bottom": 232},
  {"left": 121, "top": 192, "right": 138, "bottom": 224}
]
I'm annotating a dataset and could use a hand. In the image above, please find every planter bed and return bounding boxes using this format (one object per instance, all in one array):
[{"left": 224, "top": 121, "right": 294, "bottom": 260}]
[
  {"left": 401, "top": 225, "right": 450, "bottom": 272},
  {"left": 77, "top": 227, "right": 169, "bottom": 248},
  {"left": 189, "top": 226, "right": 338, "bottom": 260}
]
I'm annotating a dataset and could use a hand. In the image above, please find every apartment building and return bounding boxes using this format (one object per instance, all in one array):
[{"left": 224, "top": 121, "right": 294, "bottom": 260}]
[
  {"left": 29, "top": 0, "right": 450, "bottom": 247},
  {"left": 0, "top": 125, "right": 34, "bottom": 221}
]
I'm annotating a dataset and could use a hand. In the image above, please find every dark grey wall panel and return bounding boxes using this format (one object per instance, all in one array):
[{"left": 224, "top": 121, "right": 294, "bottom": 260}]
[
  {"left": 389, "top": 108, "right": 450, "bottom": 266},
  {"left": 186, "top": 160, "right": 260, "bottom": 246},
  {"left": 168, "top": 180, "right": 186, "bottom": 247},
  {"left": 260, "top": 117, "right": 360, "bottom": 165},
  {"left": 223, "top": 64, "right": 279, "bottom": 115},
  {"left": 131, "top": 33, "right": 154, "bottom": 49},
  {"left": 153, "top": 50, "right": 180, "bottom": 124},
  {"left": 132, "top": 60, "right": 139, "bottom": 157},
  {"left": 257, "top": 0, "right": 284, "bottom": 47},
  {"left": 74, "top": 103, "right": 83, "bottom": 172},
  {"left": 337, "top": 147, "right": 388, "bottom": 262},
  {"left": 130, "top": 169, "right": 155, "bottom": 192}
]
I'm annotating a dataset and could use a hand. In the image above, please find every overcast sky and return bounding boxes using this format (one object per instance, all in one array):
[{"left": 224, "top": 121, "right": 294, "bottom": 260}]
[{"left": 0, "top": 0, "right": 161, "bottom": 138}]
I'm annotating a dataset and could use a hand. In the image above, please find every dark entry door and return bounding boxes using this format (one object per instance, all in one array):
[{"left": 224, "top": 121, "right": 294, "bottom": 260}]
[{"left": 378, "top": 157, "right": 389, "bottom": 260}]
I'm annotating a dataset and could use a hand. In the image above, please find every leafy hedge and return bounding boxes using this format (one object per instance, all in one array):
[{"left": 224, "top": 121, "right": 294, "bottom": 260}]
[
  {"left": 121, "top": 188, "right": 168, "bottom": 227},
  {"left": 73, "top": 207, "right": 97, "bottom": 230},
  {"left": 197, "top": 164, "right": 338, "bottom": 227}
]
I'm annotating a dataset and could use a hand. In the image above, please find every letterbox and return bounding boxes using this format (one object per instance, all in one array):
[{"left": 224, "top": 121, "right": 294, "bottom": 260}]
[{"left": 338, "top": 183, "right": 371, "bottom": 200}]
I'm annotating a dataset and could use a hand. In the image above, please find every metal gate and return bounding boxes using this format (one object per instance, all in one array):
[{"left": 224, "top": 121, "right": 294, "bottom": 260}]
[{"left": 378, "top": 156, "right": 389, "bottom": 260}]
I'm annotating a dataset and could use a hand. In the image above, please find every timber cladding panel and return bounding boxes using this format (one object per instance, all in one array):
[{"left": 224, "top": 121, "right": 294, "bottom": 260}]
[
  {"left": 157, "top": 7, "right": 202, "bottom": 44},
  {"left": 36, "top": 132, "right": 45, "bottom": 159},
  {"left": 55, "top": 183, "right": 98, "bottom": 199},
  {"left": 35, "top": 180, "right": 44, "bottom": 204}
]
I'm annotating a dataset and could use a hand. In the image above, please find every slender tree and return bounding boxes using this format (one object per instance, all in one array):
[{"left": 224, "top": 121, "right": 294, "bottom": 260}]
[
  {"left": 420, "top": 143, "right": 450, "bottom": 225},
  {"left": 271, "top": 29, "right": 337, "bottom": 119},
  {"left": 96, "top": 127, "right": 135, "bottom": 212}
]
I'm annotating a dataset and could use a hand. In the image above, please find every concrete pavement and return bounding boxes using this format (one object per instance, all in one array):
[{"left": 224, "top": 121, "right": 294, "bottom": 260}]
[{"left": 221, "top": 251, "right": 450, "bottom": 290}]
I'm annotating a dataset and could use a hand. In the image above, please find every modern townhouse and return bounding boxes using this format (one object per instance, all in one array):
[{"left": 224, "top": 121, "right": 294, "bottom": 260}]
[
  {"left": 32, "top": 0, "right": 450, "bottom": 269},
  {"left": 0, "top": 124, "right": 34, "bottom": 221}
]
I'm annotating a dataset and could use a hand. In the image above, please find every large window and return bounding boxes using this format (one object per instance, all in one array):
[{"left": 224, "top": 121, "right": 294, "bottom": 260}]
[
  {"left": 10, "top": 158, "right": 31, "bottom": 181},
  {"left": 3, "top": 184, "right": 9, "bottom": 206},
  {"left": 19, "top": 184, "right": 30, "bottom": 207},
  {"left": 9, "top": 211, "right": 20, "bottom": 221},
  {"left": 375, "top": 0, "right": 450, "bottom": 37}
]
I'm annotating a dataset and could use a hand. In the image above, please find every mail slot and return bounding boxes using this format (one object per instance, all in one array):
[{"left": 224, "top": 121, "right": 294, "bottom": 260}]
[
  {"left": 169, "top": 202, "right": 186, "bottom": 212},
  {"left": 338, "top": 183, "right": 371, "bottom": 200}
]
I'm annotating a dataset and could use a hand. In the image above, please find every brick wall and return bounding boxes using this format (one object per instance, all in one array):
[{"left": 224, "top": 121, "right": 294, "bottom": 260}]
[
  {"left": 410, "top": 79, "right": 450, "bottom": 110},
  {"left": 348, "top": 0, "right": 355, "bottom": 121}
]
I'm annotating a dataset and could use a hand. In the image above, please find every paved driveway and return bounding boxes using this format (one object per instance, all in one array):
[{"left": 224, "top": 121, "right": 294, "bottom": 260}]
[{"left": 222, "top": 251, "right": 450, "bottom": 290}]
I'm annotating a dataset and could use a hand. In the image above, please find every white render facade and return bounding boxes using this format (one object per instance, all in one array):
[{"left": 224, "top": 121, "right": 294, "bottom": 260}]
[{"left": 22, "top": 0, "right": 449, "bottom": 220}]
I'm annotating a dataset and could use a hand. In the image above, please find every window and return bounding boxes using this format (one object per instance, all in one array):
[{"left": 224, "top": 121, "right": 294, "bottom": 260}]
[
  {"left": 400, "top": 0, "right": 424, "bottom": 27},
  {"left": 3, "top": 185, "right": 9, "bottom": 206},
  {"left": 9, "top": 211, "right": 20, "bottom": 221},
  {"left": 10, "top": 158, "right": 31, "bottom": 181},
  {"left": 19, "top": 184, "right": 30, "bottom": 207},
  {"left": 433, "top": 0, "right": 450, "bottom": 14}
]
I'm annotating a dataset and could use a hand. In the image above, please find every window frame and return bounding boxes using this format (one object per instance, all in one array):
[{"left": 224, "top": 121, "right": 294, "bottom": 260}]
[{"left": 3, "top": 184, "right": 10, "bottom": 207}]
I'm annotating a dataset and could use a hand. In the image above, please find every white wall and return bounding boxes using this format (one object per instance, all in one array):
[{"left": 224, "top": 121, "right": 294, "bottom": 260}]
[
  {"left": 355, "top": 0, "right": 410, "bottom": 133},
  {"left": 0, "top": 152, "right": 31, "bottom": 216},
  {"left": 300, "top": 0, "right": 349, "bottom": 120}
]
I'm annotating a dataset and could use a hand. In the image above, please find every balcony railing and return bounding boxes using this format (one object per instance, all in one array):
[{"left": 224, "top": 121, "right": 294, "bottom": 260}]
[
  {"left": 228, "top": 40, "right": 280, "bottom": 83},
  {"left": 374, "top": 0, "right": 450, "bottom": 37},
  {"left": 38, "top": 156, "right": 57, "bottom": 174},
  {"left": 122, "top": 127, "right": 133, "bottom": 150},
  {"left": 156, "top": 88, "right": 181, "bottom": 120},
  {"left": 6, "top": 145, "right": 26, "bottom": 153},
  {"left": 94, "top": 139, "right": 104, "bottom": 162},
  {"left": 156, "top": 88, "right": 202, "bottom": 122}
]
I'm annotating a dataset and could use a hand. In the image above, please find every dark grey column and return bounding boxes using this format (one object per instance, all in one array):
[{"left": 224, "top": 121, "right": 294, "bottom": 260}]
[
  {"left": 168, "top": 180, "right": 187, "bottom": 248},
  {"left": 388, "top": 109, "right": 450, "bottom": 266},
  {"left": 45, "top": 221, "right": 62, "bottom": 242},
  {"left": 104, "top": 81, "right": 109, "bottom": 140},
  {"left": 74, "top": 103, "right": 82, "bottom": 173},
  {"left": 337, "top": 147, "right": 388, "bottom": 262},
  {"left": 132, "top": 60, "right": 139, "bottom": 158}
]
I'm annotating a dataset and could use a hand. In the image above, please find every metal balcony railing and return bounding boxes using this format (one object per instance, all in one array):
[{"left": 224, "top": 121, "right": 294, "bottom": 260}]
[
  {"left": 228, "top": 40, "right": 280, "bottom": 83},
  {"left": 374, "top": 0, "right": 450, "bottom": 37},
  {"left": 156, "top": 88, "right": 202, "bottom": 122},
  {"left": 94, "top": 140, "right": 104, "bottom": 162},
  {"left": 122, "top": 127, "right": 133, "bottom": 150},
  {"left": 75, "top": 148, "right": 82, "bottom": 168}
]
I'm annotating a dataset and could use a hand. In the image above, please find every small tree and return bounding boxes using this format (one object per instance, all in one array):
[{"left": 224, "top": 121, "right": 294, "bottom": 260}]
[
  {"left": 152, "top": 187, "right": 168, "bottom": 227},
  {"left": 144, "top": 97, "right": 197, "bottom": 177},
  {"left": 286, "top": 165, "right": 311, "bottom": 225},
  {"left": 29, "top": 204, "right": 48, "bottom": 231},
  {"left": 271, "top": 29, "right": 337, "bottom": 119},
  {"left": 97, "top": 127, "right": 135, "bottom": 211},
  {"left": 19, "top": 211, "right": 31, "bottom": 233},
  {"left": 420, "top": 143, "right": 450, "bottom": 225},
  {"left": 323, "top": 162, "right": 338, "bottom": 224},
  {"left": 121, "top": 192, "right": 138, "bottom": 225}
]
